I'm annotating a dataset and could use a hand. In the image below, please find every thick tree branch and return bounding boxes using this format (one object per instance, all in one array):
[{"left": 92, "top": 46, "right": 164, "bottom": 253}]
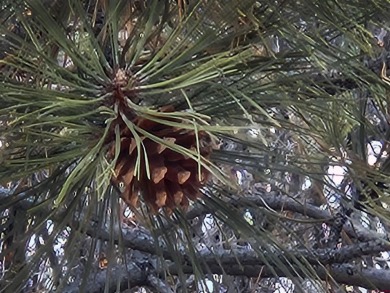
[
  {"left": 90, "top": 220, "right": 390, "bottom": 265},
  {"left": 84, "top": 223, "right": 176, "bottom": 261},
  {"left": 169, "top": 262, "right": 390, "bottom": 290},
  {"left": 194, "top": 239, "right": 390, "bottom": 266},
  {"left": 147, "top": 274, "right": 175, "bottom": 293},
  {"left": 62, "top": 260, "right": 149, "bottom": 293},
  {"left": 68, "top": 240, "right": 390, "bottom": 292},
  {"left": 87, "top": 218, "right": 390, "bottom": 289}
]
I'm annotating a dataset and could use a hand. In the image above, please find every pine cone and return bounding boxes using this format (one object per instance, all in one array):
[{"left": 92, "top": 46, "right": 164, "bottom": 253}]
[{"left": 107, "top": 102, "right": 216, "bottom": 213}]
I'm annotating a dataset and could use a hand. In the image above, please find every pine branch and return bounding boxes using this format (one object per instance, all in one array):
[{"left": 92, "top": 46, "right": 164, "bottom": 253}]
[
  {"left": 187, "top": 191, "right": 387, "bottom": 243},
  {"left": 192, "top": 239, "right": 390, "bottom": 267},
  {"left": 170, "top": 262, "right": 390, "bottom": 290},
  {"left": 85, "top": 214, "right": 390, "bottom": 289},
  {"left": 186, "top": 192, "right": 331, "bottom": 221},
  {"left": 67, "top": 239, "right": 390, "bottom": 291},
  {"left": 63, "top": 259, "right": 149, "bottom": 293}
]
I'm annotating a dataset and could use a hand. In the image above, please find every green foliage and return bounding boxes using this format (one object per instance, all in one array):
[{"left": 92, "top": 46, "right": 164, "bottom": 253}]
[{"left": 1, "top": 0, "right": 390, "bottom": 292}]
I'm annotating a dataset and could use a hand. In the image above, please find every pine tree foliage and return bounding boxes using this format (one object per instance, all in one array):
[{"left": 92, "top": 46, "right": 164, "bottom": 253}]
[{"left": 1, "top": 0, "right": 390, "bottom": 292}]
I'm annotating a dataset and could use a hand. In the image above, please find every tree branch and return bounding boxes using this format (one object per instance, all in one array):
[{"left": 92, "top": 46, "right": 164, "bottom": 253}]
[
  {"left": 169, "top": 262, "right": 390, "bottom": 290},
  {"left": 86, "top": 218, "right": 390, "bottom": 289},
  {"left": 194, "top": 239, "right": 390, "bottom": 266},
  {"left": 187, "top": 192, "right": 388, "bottom": 243},
  {"left": 68, "top": 237, "right": 390, "bottom": 292},
  {"left": 63, "top": 259, "right": 149, "bottom": 293}
]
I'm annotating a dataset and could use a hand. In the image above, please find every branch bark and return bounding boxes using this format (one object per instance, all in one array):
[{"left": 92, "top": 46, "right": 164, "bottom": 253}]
[
  {"left": 169, "top": 262, "right": 390, "bottom": 290},
  {"left": 86, "top": 219, "right": 390, "bottom": 290},
  {"left": 62, "top": 260, "right": 149, "bottom": 293},
  {"left": 193, "top": 239, "right": 390, "bottom": 267}
]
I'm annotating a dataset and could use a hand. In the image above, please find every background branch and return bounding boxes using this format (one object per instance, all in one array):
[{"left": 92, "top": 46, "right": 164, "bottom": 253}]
[{"left": 169, "top": 263, "right": 390, "bottom": 290}]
